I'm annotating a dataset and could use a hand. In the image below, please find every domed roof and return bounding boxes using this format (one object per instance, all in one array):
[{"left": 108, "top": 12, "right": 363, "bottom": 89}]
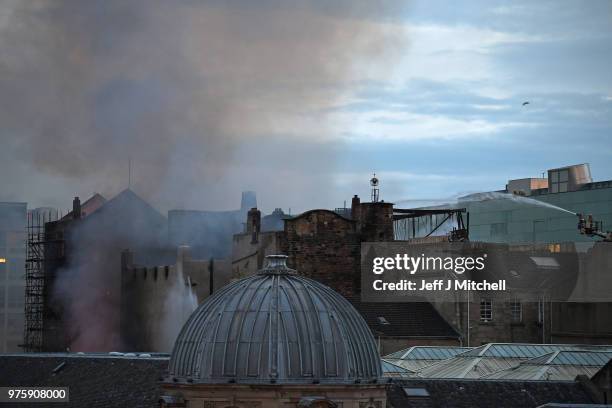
[{"left": 168, "top": 255, "right": 382, "bottom": 384}]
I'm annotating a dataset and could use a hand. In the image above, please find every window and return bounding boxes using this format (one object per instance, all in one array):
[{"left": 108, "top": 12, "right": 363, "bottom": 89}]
[
  {"left": 480, "top": 298, "right": 493, "bottom": 322},
  {"left": 510, "top": 300, "right": 522, "bottom": 322},
  {"left": 550, "top": 169, "right": 569, "bottom": 193}
]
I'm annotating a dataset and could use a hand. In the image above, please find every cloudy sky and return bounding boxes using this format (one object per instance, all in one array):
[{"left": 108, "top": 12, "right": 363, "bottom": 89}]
[{"left": 1, "top": 0, "right": 611, "bottom": 213}]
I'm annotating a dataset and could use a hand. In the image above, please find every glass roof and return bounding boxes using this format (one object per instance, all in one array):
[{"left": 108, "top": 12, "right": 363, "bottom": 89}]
[
  {"left": 381, "top": 359, "right": 412, "bottom": 376},
  {"left": 461, "top": 343, "right": 612, "bottom": 358},
  {"left": 527, "top": 350, "right": 612, "bottom": 366},
  {"left": 386, "top": 346, "right": 472, "bottom": 360},
  {"left": 415, "top": 343, "right": 612, "bottom": 379}
]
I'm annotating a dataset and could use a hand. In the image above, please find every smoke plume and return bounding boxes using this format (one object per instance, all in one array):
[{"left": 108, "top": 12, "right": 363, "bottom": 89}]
[{"left": 0, "top": 0, "right": 406, "bottom": 211}]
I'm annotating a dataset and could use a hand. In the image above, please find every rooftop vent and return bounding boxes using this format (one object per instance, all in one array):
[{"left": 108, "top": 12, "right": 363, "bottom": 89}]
[{"left": 377, "top": 316, "right": 390, "bottom": 325}]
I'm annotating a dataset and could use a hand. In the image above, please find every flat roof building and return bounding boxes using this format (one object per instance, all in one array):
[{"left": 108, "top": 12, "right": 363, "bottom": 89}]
[{"left": 463, "top": 163, "right": 612, "bottom": 244}]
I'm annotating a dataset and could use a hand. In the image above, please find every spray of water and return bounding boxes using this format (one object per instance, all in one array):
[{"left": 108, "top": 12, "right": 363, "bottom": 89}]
[
  {"left": 185, "top": 275, "right": 198, "bottom": 311},
  {"left": 395, "top": 191, "right": 576, "bottom": 215},
  {"left": 458, "top": 191, "right": 577, "bottom": 215},
  {"left": 156, "top": 259, "right": 198, "bottom": 352}
]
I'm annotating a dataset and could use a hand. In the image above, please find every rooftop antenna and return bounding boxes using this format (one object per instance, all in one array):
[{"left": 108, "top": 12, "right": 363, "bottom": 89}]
[
  {"left": 370, "top": 173, "right": 379, "bottom": 203},
  {"left": 128, "top": 157, "right": 132, "bottom": 189}
]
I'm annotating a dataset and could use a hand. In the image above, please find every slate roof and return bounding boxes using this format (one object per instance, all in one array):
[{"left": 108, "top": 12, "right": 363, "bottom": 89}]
[
  {"left": 347, "top": 297, "right": 461, "bottom": 339},
  {"left": 0, "top": 354, "right": 167, "bottom": 408},
  {"left": 387, "top": 379, "right": 596, "bottom": 408}
]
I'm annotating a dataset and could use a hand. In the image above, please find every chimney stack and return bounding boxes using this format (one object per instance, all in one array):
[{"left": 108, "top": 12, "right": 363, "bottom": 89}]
[
  {"left": 72, "top": 197, "right": 81, "bottom": 220},
  {"left": 351, "top": 195, "right": 360, "bottom": 220},
  {"left": 247, "top": 207, "right": 261, "bottom": 243}
]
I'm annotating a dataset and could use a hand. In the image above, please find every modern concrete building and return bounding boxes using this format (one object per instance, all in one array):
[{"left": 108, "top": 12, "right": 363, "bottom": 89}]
[
  {"left": 464, "top": 163, "right": 611, "bottom": 244},
  {"left": 0, "top": 202, "right": 26, "bottom": 352}
]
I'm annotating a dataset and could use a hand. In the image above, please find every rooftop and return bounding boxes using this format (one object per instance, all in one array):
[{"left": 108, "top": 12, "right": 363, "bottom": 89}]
[
  {"left": 346, "top": 296, "right": 461, "bottom": 340},
  {"left": 416, "top": 344, "right": 612, "bottom": 380},
  {"left": 0, "top": 354, "right": 167, "bottom": 408}
]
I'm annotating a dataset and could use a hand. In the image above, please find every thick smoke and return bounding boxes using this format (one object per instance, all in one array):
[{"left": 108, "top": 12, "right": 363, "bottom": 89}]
[{"left": 0, "top": 0, "right": 406, "bottom": 211}]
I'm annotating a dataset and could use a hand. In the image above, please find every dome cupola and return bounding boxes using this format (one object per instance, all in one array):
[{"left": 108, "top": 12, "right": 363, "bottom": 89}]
[{"left": 168, "top": 255, "right": 381, "bottom": 384}]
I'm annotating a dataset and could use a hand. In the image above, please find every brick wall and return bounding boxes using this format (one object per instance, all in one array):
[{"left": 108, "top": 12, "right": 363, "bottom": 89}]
[{"left": 284, "top": 210, "right": 360, "bottom": 297}]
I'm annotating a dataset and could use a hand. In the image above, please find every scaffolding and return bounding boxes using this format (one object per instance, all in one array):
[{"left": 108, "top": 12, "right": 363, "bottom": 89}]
[{"left": 23, "top": 210, "right": 59, "bottom": 352}]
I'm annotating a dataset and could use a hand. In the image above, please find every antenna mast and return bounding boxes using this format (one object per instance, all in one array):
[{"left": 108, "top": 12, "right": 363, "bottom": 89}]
[{"left": 370, "top": 173, "right": 379, "bottom": 202}]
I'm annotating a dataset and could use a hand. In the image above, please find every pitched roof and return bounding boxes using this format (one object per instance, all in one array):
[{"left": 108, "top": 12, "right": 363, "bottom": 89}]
[
  {"left": 386, "top": 346, "right": 472, "bottom": 360},
  {"left": 61, "top": 193, "right": 106, "bottom": 220},
  {"left": 0, "top": 354, "right": 167, "bottom": 408},
  {"left": 416, "top": 344, "right": 612, "bottom": 379},
  {"left": 346, "top": 297, "right": 460, "bottom": 339},
  {"left": 385, "top": 346, "right": 473, "bottom": 372},
  {"left": 382, "top": 359, "right": 414, "bottom": 377},
  {"left": 387, "top": 379, "right": 595, "bottom": 408},
  {"left": 483, "top": 351, "right": 612, "bottom": 381}
]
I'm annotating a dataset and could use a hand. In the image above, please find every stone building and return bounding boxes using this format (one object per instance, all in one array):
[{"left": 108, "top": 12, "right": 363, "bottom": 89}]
[
  {"left": 161, "top": 255, "right": 387, "bottom": 408},
  {"left": 232, "top": 196, "right": 394, "bottom": 297}
]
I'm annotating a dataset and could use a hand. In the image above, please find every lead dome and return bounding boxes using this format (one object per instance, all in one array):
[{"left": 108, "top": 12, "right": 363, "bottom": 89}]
[{"left": 168, "top": 255, "right": 381, "bottom": 384}]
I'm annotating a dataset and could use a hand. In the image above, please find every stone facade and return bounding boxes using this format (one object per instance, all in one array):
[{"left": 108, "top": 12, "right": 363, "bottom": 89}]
[
  {"left": 231, "top": 198, "right": 394, "bottom": 298},
  {"left": 161, "top": 384, "right": 387, "bottom": 408}
]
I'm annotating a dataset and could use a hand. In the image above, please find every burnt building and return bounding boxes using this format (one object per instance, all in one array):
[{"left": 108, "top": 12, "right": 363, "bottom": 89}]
[
  {"left": 41, "top": 189, "right": 168, "bottom": 352},
  {"left": 29, "top": 188, "right": 262, "bottom": 353}
]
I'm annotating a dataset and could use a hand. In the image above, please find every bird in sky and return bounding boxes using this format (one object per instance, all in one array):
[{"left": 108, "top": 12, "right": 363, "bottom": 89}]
[{"left": 522, "top": 101, "right": 530, "bottom": 106}]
